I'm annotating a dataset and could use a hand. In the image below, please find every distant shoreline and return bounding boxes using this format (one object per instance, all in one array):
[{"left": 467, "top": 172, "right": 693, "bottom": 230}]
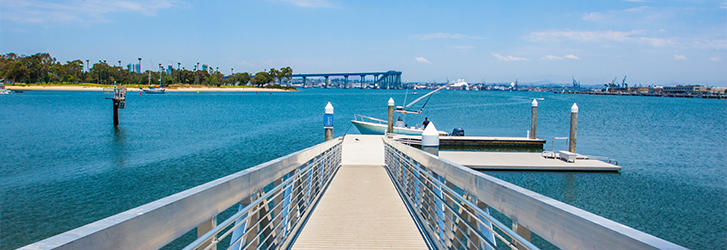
[{"left": 5, "top": 85, "right": 295, "bottom": 92}]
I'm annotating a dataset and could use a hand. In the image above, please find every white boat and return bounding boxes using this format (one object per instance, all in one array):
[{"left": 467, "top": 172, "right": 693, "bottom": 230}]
[
  {"left": 143, "top": 71, "right": 166, "bottom": 94},
  {"left": 351, "top": 83, "right": 450, "bottom": 135},
  {"left": 351, "top": 115, "right": 447, "bottom": 136},
  {"left": 0, "top": 81, "right": 11, "bottom": 94}
]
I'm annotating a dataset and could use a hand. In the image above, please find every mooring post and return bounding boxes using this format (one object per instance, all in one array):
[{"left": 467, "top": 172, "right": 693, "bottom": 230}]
[
  {"left": 387, "top": 98, "right": 394, "bottom": 135},
  {"left": 569, "top": 103, "right": 578, "bottom": 153},
  {"left": 421, "top": 122, "right": 440, "bottom": 156},
  {"left": 324, "top": 102, "right": 334, "bottom": 141},
  {"left": 112, "top": 100, "right": 119, "bottom": 126},
  {"left": 530, "top": 99, "right": 538, "bottom": 139}
]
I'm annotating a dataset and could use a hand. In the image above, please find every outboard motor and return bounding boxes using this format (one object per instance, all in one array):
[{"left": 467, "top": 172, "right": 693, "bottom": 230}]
[{"left": 451, "top": 128, "right": 465, "bottom": 136}]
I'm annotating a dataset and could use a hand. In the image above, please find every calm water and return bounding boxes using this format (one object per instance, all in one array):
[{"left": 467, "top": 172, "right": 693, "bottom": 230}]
[{"left": 1, "top": 89, "right": 725, "bottom": 249}]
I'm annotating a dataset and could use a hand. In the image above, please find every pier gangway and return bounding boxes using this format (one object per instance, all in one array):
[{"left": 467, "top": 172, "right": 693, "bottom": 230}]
[{"left": 23, "top": 135, "right": 683, "bottom": 250}]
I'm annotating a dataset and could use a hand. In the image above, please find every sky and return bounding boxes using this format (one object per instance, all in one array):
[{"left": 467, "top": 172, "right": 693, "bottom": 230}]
[{"left": 1, "top": 0, "right": 726, "bottom": 85}]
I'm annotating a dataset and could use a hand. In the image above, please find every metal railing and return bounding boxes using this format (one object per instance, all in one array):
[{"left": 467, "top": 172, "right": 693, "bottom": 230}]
[
  {"left": 22, "top": 138, "right": 342, "bottom": 250},
  {"left": 384, "top": 138, "right": 684, "bottom": 250}
]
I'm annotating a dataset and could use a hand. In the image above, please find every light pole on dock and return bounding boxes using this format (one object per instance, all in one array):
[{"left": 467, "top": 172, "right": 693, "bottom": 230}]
[
  {"left": 569, "top": 103, "right": 578, "bottom": 153},
  {"left": 530, "top": 99, "right": 538, "bottom": 139},
  {"left": 324, "top": 102, "right": 334, "bottom": 141}
]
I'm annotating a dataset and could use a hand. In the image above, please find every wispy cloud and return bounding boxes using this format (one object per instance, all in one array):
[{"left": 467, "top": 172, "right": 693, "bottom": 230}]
[
  {"left": 0, "top": 0, "right": 179, "bottom": 23},
  {"left": 452, "top": 45, "right": 474, "bottom": 50},
  {"left": 624, "top": 0, "right": 647, "bottom": 2},
  {"left": 709, "top": 56, "right": 721, "bottom": 62},
  {"left": 542, "top": 54, "right": 580, "bottom": 60},
  {"left": 582, "top": 6, "right": 649, "bottom": 22},
  {"left": 277, "top": 0, "right": 334, "bottom": 8},
  {"left": 492, "top": 53, "right": 528, "bottom": 62},
  {"left": 673, "top": 54, "right": 687, "bottom": 60},
  {"left": 415, "top": 57, "right": 431, "bottom": 63},
  {"left": 527, "top": 30, "right": 673, "bottom": 47},
  {"left": 694, "top": 39, "right": 727, "bottom": 50},
  {"left": 412, "top": 32, "right": 485, "bottom": 40},
  {"left": 721, "top": 1, "right": 727, "bottom": 9}
]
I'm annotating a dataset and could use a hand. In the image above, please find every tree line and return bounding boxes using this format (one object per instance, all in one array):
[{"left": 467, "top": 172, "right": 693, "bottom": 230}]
[{"left": 0, "top": 52, "right": 294, "bottom": 87}]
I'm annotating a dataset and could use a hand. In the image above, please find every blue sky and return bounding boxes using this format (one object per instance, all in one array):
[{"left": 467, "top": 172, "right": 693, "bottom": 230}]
[{"left": 1, "top": 0, "right": 726, "bottom": 85}]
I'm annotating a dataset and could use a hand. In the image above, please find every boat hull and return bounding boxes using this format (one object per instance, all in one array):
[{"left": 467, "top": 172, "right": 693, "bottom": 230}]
[
  {"left": 143, "top": 89, "right": 166, "bottom": 94},
  {"left": 351, "top": 120, "right": 431, "bottom": 135}
]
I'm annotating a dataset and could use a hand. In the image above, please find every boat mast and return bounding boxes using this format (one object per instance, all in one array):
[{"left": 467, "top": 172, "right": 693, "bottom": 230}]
[{"left": 148, "top": 71, "right": 151, "bottom": 88}]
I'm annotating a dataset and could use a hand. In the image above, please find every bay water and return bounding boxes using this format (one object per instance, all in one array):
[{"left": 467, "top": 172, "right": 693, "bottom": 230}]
[{"left": 1, "top": 89, "right": 725, "bottom": 249}]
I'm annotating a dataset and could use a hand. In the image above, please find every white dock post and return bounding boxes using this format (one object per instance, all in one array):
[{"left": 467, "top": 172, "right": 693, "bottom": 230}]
[
  {"left": 569, "top": 103, "right": 578, "bottom": 153},
  {"left": 530, "top": 99, "right": 538, "bottom": 139},
  {"left": 324, "top": 102, "right": 334, "bottom": 141},
  {"left": 421, "top": 122, "right": 439, "bottom": 156},
  {"left": 387, "top": 98, "right": 395, "bottom": 135}
]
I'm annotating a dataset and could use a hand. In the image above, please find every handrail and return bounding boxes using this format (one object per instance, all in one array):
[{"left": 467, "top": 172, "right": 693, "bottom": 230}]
[
  {"left": 384, "top": 137, "right": 684, "bottom": 250},
  {"left": 22, "top": 138, "right": 343, "bottom": 250}
]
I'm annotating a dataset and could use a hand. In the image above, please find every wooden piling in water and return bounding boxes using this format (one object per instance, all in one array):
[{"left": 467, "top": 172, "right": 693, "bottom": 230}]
[
  {"left": 569, "top": 103, "right": 578, "bottom": 153},
  {"left": 530, "top": 99, "right": 538, "bottom": 139}
]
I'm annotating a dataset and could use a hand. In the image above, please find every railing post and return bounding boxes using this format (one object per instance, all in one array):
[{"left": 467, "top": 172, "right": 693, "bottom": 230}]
[
  {"left": 569, "top": 103, "right": 578, "bottom": 153},
  {"left": 512, "top": 221, "right": 532, "bottom": 250},
  {"left": 197, "top": 215, "right": 217, "bottom": 250}
]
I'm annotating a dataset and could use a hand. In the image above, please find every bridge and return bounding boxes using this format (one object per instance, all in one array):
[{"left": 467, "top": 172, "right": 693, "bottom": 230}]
[
  {"left": 23, "top": 137, "right": 683, "bottom": 249},
  {"left": 290, "top": 70, "right": 402, "bottom": 89}
]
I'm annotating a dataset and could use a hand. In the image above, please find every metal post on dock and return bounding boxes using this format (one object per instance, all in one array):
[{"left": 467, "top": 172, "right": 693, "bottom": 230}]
[
  {"left": 421, "top": 122, "right": 440, "bottom": 156},
  {"left": 569, "top": 103, "right": 578, "bottom": 153},
  {"left": 387, "top": 98, "right": 394, "bottom": 135},
  {"left": 110, "top": 86, "right": 126, "bottom": 126},
  {"left": 530, "top": 99, "right": 538, "bottom": 139},
  {"left": 324, "top": 102, "right": 334, "bottom": 141}
]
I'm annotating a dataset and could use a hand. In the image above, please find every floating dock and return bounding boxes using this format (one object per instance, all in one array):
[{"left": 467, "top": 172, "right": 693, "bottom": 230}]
[
  {"left": 438, "top": 151, "right": 622, "bottom": 172},
  {"left": 392, "top": 134, "right": 546, "bottom": 149}
]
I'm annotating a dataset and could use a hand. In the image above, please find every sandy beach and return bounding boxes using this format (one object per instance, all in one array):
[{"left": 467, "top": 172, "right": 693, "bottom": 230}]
[{"left": 6, "top": 85, "right": 293, "bottom": 92}]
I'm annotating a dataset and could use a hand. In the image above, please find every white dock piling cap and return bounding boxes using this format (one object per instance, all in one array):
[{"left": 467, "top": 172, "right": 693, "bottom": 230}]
[
  {"left": 532, "top": 99, "right": 538, "bottom": 107},
  {"left": 421, "top": 122, "right": 440, "bottom": 147},
  {"left": 388, "top": 97, "right": 395, "bottom": 106},
  {"left": 325, "top": 102, "right": 334, "bottom": 114},
  {"left": 571, "top": 103, "right": 579, "bottom": 113}
]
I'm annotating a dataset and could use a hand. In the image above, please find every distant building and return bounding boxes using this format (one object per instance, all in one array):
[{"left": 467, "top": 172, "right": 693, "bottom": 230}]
[
  {"left": 202, "top": 64, "right": 208, "bottom": 71},
  {"left": 126, "top": 63, "right": 141, "bottom": 73},
  {"left": 663, "top": 85, "right": 707, "bottom": 95},
  {"left": 166, "top": 65, "right": 173, "bottom": 74}
]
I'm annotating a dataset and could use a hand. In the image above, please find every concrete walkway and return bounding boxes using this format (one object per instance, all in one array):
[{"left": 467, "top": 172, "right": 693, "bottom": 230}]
[
  {"left": 439, "top": 151, "right": 621, "bottom": 171},
  {"left": 293, "top": 135, "right": 427, "bottom": 249}
]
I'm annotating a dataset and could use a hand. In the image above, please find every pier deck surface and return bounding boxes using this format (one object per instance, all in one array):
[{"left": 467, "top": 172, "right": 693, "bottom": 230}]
[
  {"left": 392, "top": 134, "right": 545, "bottom": 147},
  {"left": 439, "top": 151, "right": 621, "bottom": 171},
  {"left": 293, "top": 135, "right": 427, "bottom": 249}
]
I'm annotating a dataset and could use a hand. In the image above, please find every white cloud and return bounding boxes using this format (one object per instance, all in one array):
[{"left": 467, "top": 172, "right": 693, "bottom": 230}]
[
  {"left": 452, "top": 45, "right": 474, "bottom": 50},
  {"left": 412, "top": 33, "right": 485, "bottom": 40},
  {"left": 0, "top": 0, "right": 179, "bottom": 23},
  {"left": 492, "top": 53, "right": 528, "bottom": 62},
  {"left": 278, "top": 0, "right": 333, "bottom": 8},
  {"left": 673, "top": 54, "right": 687, "bottom": 60},
  {"left": 694, "top": 39, "right": 727, "bottom": 50},
  {"left": 625, "top": 0, "right": 647, "bottom": 2},
  {"left": 542, "top": 54, "right": 580, "bottom": 60},
  {"left": 709, "top": 56, "right": 721, "bottom": 62},
  {"left": 415, "top": 57, "right": 431, "bottom": 63},
  {"left": 721, "top": 1, "right": 727, "bottom": 9},
  {"left": 527, "top": 30, "right": 673, "bottom": 47}
]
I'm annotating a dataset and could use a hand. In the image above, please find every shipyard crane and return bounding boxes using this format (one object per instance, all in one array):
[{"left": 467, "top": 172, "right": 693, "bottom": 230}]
[{"left": 622, "top": 75, "right": 627, "bottom": 88}]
